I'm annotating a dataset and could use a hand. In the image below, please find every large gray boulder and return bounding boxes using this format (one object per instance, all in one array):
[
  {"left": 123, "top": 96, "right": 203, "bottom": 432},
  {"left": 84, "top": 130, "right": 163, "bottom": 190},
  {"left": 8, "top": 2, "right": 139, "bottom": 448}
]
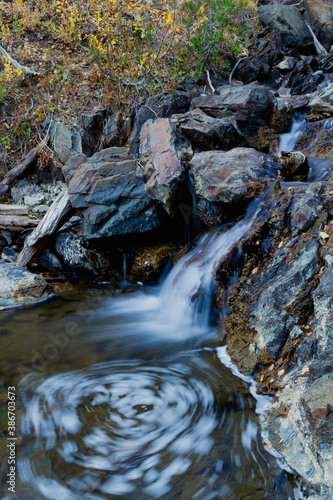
[
  {"left": 259, "top": 5, "right": 314, "bottom": 49},
  {"left": 190, "top": 148, "right": 280, "bottom": 207},
  {"left": 0, "top": 261, "right": 49, "bottom": 308},
  {"left": 138, "top": 118, "right": 187, "bottom": 213},
  {"left": 67, "top": 147, "right": 160, "bottom": 239}
]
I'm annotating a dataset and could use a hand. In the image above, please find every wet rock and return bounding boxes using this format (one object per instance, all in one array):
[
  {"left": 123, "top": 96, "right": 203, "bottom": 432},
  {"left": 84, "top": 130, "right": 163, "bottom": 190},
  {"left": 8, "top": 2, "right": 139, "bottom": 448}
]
[
  {"left": 295, "top": 118, "right": 333, "bottom": 157},
  {"left": 55, "top": 232, "right": 112, "bottom": 277},
  {"left": 258, "top": 5, "right": 314, "bottom": 50},
  {"left": 130, "top": 244, "right": 177, "bottom": 282},
  {"left": 288, "top": 183, "right": 322, "bottom": 235},
  {"left": 0, "top": 260, "right": 48, "bottom": 308},
  {"left": 138, "top": 118, "right": 186, "bottom": 212},
  {"left": 130, "top": 92, "right": 190, "bottom": 154},
  {"left": 266, "top": 373, "right": 333, "bottom": 499},
  {"left": 307, "top": 97, "right": 333, "bottom": 121},
  {"left": 250, "top": 239, "right": 319, "bottom": 359},
  {"left": 67, "top": 147, "right": 160, "bottom": 239},
  {"left": 173, "top": 109, "right": 242, "bottom": 151},
  {"left": 190, "top": 148, "right": 280, "bottom": 217},
  {"left": 278, "top": 94, "right": 311, "bottom": 111},
  {"left": 279, "top": 151, "right": 309, "bottom": 181}
]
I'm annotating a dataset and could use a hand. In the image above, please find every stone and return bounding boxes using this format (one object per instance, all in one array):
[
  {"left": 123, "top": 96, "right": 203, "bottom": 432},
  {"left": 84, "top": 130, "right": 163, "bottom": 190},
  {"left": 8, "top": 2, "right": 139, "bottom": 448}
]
[
  {"left": 81, "top": 109, "right": 106, "bottom": 137},
  {"left": 288, "top": 183, "right": 322, "bottom": 235},
  {"left": 235, "top": 29, "right": 284, "bottom": 86},
  {"left": 67, "top": 147, "right": 160, "bottom": 239},
  {"left": 130, "top": 244, "right": 178, "bottom": 282},
  {"left": 130, "top": 92, "right": 190, "bottom": 154},
  {"left": 192, "top": 84, "right": 293, "bottom": 133},
  {"left": 50, "top": 122, "right": 83, "bottom": 164},
  {"left": 138, "top": 118, "right": 186, "bottom": 212},
  {"left": 1, "top": 247, "right": 18, "bottom": 263},
  {"left": 0, "top": 260, "right": 48, "bottom": 308},
  {"left": 192, "top": 84, "right": 276, "bottom": 123},
  {"left": 37, "top": 249, "right": 62, "bottom": 270},
  {"left": 11, "top": 180, "right": 46, "bottom": 207},
  {"left": 295, "top": 118, "right": 333, "bottom": 157},
  {"left": 190, "top": 148, "right": 281, "bottom": 208},
  {"left": 258, "top": 5, "right": 314, "bottom": 49},
  {"left": 173, "top": 109, "right": 242, "bottom": 151},
  {"left": 62, "top": 153, "right": 87, "bottom": 184},
  {"left": 276, "top": 57, "right": 295, "bottom": 71}
]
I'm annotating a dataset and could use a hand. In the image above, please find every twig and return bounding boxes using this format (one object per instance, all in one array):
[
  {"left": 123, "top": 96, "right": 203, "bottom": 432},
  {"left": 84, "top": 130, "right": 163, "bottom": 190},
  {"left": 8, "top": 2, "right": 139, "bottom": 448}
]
[
  {"left": 0, "top": 44, "right": 38, "bottom": 77},
  {"left": 205, "top": 70, "right": 215, "bottom": 94},
  {"left": 1, "top": 98, "right": 34, "bottom": 123}
]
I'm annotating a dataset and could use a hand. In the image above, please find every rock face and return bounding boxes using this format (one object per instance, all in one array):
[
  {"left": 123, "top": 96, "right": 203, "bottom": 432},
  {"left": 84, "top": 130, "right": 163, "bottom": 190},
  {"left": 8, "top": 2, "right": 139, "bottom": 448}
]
[
  {"left": 190, "top": 148, "right": 280, "bottom": 220},
  {"left": 67, "top": 147, "right": 160, "bottom": 239},
  {"left": 0, "top": 261, "right": 48, "bottom": 308},
  {"left": 259, "top": 5, "right": 314, "bottom": 49},
  {"left": 138, "top": 118, "right": 186, "bottom": 212},
  {"left": 214, "top": 180, "right": 333, "bottom": 497}
]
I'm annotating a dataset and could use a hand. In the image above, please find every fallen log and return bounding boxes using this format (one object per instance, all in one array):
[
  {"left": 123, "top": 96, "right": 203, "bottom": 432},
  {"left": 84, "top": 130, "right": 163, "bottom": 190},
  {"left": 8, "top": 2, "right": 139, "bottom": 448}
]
[
  {"left": 15, "top": 189, "right": 74, "bottom": 267},
  {"left": 0, "top": 216, "right": 39, "bottom": 231},
  {"left": 0, "top": 204, "right": 29, "bottom": 216},
  {"left": 0, "top": 203, "right": 40, "bottom": 230},
  {"left": 0, "top": 135, "right": 49, "bottom": 196}
]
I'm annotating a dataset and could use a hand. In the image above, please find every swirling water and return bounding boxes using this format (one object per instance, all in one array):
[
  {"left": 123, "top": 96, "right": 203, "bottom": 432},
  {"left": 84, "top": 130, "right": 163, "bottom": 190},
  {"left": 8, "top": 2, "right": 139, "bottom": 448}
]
[{"left": 0, "top": 196, "right": 301, "bottom": 499}]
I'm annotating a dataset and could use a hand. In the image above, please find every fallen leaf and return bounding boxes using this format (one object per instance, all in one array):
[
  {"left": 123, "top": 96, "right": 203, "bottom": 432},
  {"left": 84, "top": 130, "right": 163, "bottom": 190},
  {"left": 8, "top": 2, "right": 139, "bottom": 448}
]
[
  {"left": 278, "top": 240, "right": 284, "bottom": 248},
  {"left": 252, "top": 267, "right": 259, "bottom": 274},
  {"left": 264, "top": 444, "right": 272, "bottom": 450},
  {"left": 260, "top": 373, "right": 265, "bottom": 382},
  {"left": 301, "top": 367, "right": 309, "bottom": 374},
  {"left": 299, "top": 376, "right": 308, "bottom": 381},
  {"left": 278, "top": 439, "right": 283, "bottom": 445},
  {"left": 268, "top": 363, "right": 275, "bottom": 372},
  {"left": 320, "top": 231, "right": 329, "bottom": 239},
  {"left": 278, "top": 369, "right": 285, "bottom": 377}
]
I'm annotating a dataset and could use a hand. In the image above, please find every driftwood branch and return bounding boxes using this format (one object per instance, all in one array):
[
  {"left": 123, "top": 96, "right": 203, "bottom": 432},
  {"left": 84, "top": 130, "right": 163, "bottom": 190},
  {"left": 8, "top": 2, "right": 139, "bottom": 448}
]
[
  {"left": 0, "top": 44, "right": 38, "bottom": 76},
  {"left": 0, "top": 135, "right": 49, "bottom": 196},
  {"left": 15, "top": 189, "right": 73, "bottom": 267},
  {"left": 0, "top": 204, "right": 40, "bottom": 231}
]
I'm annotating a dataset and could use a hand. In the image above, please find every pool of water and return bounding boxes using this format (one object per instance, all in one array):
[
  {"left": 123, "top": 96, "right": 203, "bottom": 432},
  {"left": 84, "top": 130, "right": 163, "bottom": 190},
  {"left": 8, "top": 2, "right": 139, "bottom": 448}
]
[{"left": 0, "top": 284, "right": 301, "bottom": 500}]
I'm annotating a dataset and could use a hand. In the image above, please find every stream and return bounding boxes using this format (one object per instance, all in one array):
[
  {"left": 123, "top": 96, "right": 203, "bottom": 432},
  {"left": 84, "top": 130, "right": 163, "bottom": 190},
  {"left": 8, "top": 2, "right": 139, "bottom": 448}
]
[{"left": 0, "top": 117, "right": 322, "bottom": 499}]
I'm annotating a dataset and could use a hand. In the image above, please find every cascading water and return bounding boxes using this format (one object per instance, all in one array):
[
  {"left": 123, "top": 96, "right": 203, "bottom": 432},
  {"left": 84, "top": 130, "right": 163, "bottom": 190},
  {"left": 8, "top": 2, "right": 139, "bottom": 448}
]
[{"left": 8, "top": 186, "right": 302, "bottom": 499}]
